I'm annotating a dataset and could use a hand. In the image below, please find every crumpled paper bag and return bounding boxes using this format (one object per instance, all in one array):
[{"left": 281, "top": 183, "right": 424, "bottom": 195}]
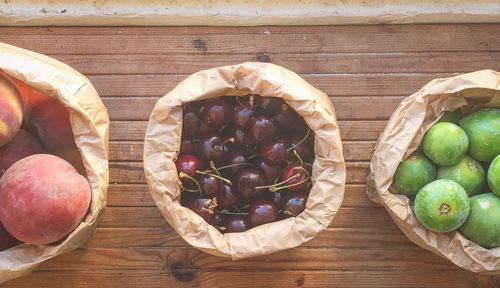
[
  {"left": 144, "top": 62, "right": 346, "bottom": 259},
  {"left": 367, "top": 69, "right": 500, "bottom": 274},
  {"left": 0, "top": 42, "right": 109, "bottom": 283}
]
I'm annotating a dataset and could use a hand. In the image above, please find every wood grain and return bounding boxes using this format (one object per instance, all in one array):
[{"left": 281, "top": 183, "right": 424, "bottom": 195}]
[{"left": 3, "top": 24, "right": 499, "bottom": 287}]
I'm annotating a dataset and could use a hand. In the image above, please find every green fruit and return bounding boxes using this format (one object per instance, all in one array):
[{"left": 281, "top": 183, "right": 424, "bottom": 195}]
[
  {"left": 414, "top": 179, "right": 470, "bottom": 233},
  {"left": 488, "top": 155, "right": 500, "bottom": 197},
  {"left": 437, "top": 109, "right": 461, "bottom": 124},
  {"left": 437, "top": 155, "right": 485, "bottom": 196},
  {"left": 393, "top": 153, "right": 436, "bottom": 197},
  {"left": 422, "top": 122, "right": 469, "bottom": 166},
  {"left": 459, "top": 193, "right": 500, "bottom": 248},
  {"left": 459, "top": 108, "right": 500, "bottom": 162}
]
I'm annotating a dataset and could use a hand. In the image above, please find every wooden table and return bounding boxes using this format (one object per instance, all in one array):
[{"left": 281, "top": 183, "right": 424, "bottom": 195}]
[{"left": 1, "top": 24, "right": 500, "bottom": 287}]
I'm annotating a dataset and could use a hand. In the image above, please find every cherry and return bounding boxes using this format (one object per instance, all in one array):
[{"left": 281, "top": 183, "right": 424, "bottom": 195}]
[
  {"left": 249, "top": 115, "right": 278, "bottom": 142},
  {"left": 210, "top": 213, "right": 226, "bottom": 232},
  {"left": 282, "top": 192, "right": 307, "bottom": 217},
  {"left": 260, "top": 138, "right": 288, "bottom": 166},
  {"left": 233, "top": 104, "right": 255, "bottom": 128},
  {"left": 175, "top": 154, "right": 202, "bottom": 178},
  {"left": 188, "top": 197, "right": 217, "bottom": 223},
  {"left": 201, "top": 99, "right": 231, "bottom": 129},
  {"left": 182, "top": 106, "right": 200, "bottom": 138},
  {"left": 274, "top": 103, "right": 299, "bottom": 134},
  {"left": 198, "top": 134, "right": 231, "bottom": 163},
  {"left": 180, "top": 139, "right": 195, "bottom": 155},
  {"left": 225, "top": 151, "right": 249, "bottom": 174},
  {"left": 281, "top": 162, "right": 310, "bottom": 192},
  {"left": 198, "top": 121, "right": 216, "bottom": 137},
  {"left": 288, "top": 130, "right": 314, "bottom": 162},
  {"left": 255, "top": 97, "right": 283, "bottom": 115},
  {"left": 225, "top": 215, "right": 250, "bottom": 233},
  {"left": 264, "top": 191, "right": 282, "bottom": 208},
  {"left": 235, "top": 168, "right": 265, "bottom": 202},
  {"left": 249, "top": 198, "right": 278, "bottom": 226},
  {"left": 196, "top": 173, "right": 221, "bottom": 198},
  {"left": 218, "top": 184, "right": 238, "bottom": 209},
  {"left": 252, "top": 157, "right": 283, "bottom": 185}
]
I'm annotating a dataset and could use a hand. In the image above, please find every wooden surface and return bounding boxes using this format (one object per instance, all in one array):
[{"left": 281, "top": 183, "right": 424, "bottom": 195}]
[{"left": 1, "top": 24, "right": 500, "bottom": 287}]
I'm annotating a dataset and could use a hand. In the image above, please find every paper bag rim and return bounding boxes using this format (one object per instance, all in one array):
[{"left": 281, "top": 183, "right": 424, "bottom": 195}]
[
  {"left": 0, "top": 42, "right": 110, "bottom": 283},
  {"left": 367, "top": 69, "right": 500, "bottom": 274},
  {"left": 144, "top": 62, "right": 346, "bottom": 259}
]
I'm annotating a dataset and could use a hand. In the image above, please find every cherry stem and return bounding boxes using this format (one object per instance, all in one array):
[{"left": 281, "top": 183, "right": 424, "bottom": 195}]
[
  {"left": 248, "top": 153, "right": 259, "bottom": 159},
  {"left": 233, "top": 205, "right": 241, "bottom": 212},
  {"left": 218, "top": 125, "right": 226, "bottom": 134},
  {"left": 222, "top": 137, "right": 235, "bottom": 146},
  {"left": 283, "top": 210, "right": 297, "bottom": 217},
  {"left": 217, "top": 210, "right": 249, "bottom": 216},
  {"left": 293, "top": 150, "right": 304, "bottom": 167},
  {"left": 209, "top": 161, "right": 221, "bottom": 177},
  {"left": 286, "top": 127, "right": 311, "bottom": 152},
  {"left": 255, "top": 173, "right": 301, "bottom": 190},
  {"left": 178, "top": 172, "right": 202, "bottom": 197},
  {"left": 196, "top": 170, "right": 232, "bottom": 185},
  {"left": 271, "top": 177, "right": 311, "bottom": 192},
  {"left": 205, "top": 162, "right": 251, "bottom": 173}
]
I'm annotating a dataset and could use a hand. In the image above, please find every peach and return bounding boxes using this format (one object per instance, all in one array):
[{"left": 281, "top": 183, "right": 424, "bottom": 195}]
[
  {"left": 0, "top": 129, "right": 45, "bottom": 178},
  {"left": 13, "top": 78, "right": 75, "bottom": 152},
  {"left": 0, "top": 222, "right": 18, "bottom": 251},
  {"left": 0, "top": 154, "right": 91, "bottom": 245},
  {"left": 0, "top": 74, "right": 23, "bottom": 147}
]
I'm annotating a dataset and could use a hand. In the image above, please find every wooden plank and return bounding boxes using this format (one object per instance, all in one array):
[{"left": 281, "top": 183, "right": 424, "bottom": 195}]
[
  {"left": 86, "top": 227, "right": 409, "bottom": 249},
  {"left": 106, "top": 184, "right": 376, "bottom": 208},
  {"left": 101, "top": 96, "right": 404, "bottom": 121},
  {"left": 109, "top": 161, "right": 369, "bottom": 184},
  {"left": 109, "top": 120, "right": 388, "bottom": 141},
  {"left": 97, "top": 206, "right": 392, "bottom": 229},
  {"left": 108, "top": 140, "right": 375, "bottom": 161},
  {"left": 34, "top": 246, "right": 456, "bottom": 271},
  {"left": 46, "top": 52, "right": 500, "bottom": 74},
  {"left": 89, "top": 73, "right": 450, "bottom": 97},
  {"left": 3, "top": 25, "right": 499, "bottom": 55},
  {"left": 5, "top": 269, "right": 496, "bottom": 288}
]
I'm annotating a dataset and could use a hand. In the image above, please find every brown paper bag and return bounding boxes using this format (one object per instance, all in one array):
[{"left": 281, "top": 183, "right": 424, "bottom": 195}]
[
  {"left": 367, "top": 70, "right": 500, "bottom": 274},
  {"left": 0, "top": 42, "right": 109, "bottom": 283},
  {"left": 144, "top": 62, "right": 345, "bottom": 259}
]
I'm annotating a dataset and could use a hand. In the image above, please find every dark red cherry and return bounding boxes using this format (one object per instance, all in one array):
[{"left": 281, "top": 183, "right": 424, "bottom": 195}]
[
  {"left": 188, "top": 197, "right": 217, "bottom": 223},
  {"left": 182, "top": 107, "right": 199, "bottom": 138},
  {"left": 198, "top": 134, "right": 230, "bottom": 163},
  {"left": 225, "top": 215, "right": 250, "bottom": 233},
  {"left": 249, "top": 198, "right": 278, "bottom": 226},
  {"left": 255, "top": 97, "right": 283, "bottom": 115},
  {"left": 235, "top": 168, "right": 265, "bottom": 202},
  {"left": 196, "top": 173, "right": 221, "bottom": 198},
  {"left": 288, "top": 131, "right": 314, "bottom": 162},
  {"left": 282, "top": 192, "right": 307, "bottom": 217},
  {"left": 198, "top": 121, "right": 216, "bottom": 137},
  {"left": 264, "top": 191, "right": 282, "bottom": 208},
  {"left": 233, "top": 105, "right": 255, "bottom": 128},
  {"left": 249, "top": 115, "right": 278, "bottom": 142},
  {"left": 274, "top": 103, "right": 299, "bottom": 134},
  {"left": 260, "top": 138, "right": 288, "bottom": 166},
  {"left": 252, "top": 157, "right": 283, "bottom": 185},
  {"left": 180, "top": 139, "right": 195, "bottom": 155},
  {"left": 201, "top": 99, "right": 231, "bottom": 129},
  {"left": 225, "top": 151, "right": 249, "bottom": 174},
  {"left": 175, "top": 154, "right": 202, "bottom": 177},
  {"left": 218, "top": 184, "right": 238, "bottom": 209},
  {"left": 281, "top": 162, "right": 310, "bottom": 192},
  {"left": 210, "top": 213, "right": 226, "bottom": 232}
]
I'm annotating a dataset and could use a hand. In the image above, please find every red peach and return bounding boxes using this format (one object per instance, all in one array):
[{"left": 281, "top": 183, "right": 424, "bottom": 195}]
[
  {"left": 0, "top": 74, "right": 23, "bottom": 147},
  {"left": 13, "top": 79, "right": 75, "bottom": 152},
  {"left": 0, "top": 154, "right": 91, "bottom": 245},
  {"left": 0, "top": 222, "right": 18, "bottom": 251},
  {"left": 0, "top": 129, "right": 45, "bottom": 178}
]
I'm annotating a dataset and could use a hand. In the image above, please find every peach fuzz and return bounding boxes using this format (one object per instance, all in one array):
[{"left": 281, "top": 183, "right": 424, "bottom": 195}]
[
  {"left": 0, "top": 74, "right": 23, "bottom": 147},
  {"left": 0, "top": 154, "right": 91, "bottom": 245},
  {"left": 0, "top": 129, "right": 45, "bottom": 178}
]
